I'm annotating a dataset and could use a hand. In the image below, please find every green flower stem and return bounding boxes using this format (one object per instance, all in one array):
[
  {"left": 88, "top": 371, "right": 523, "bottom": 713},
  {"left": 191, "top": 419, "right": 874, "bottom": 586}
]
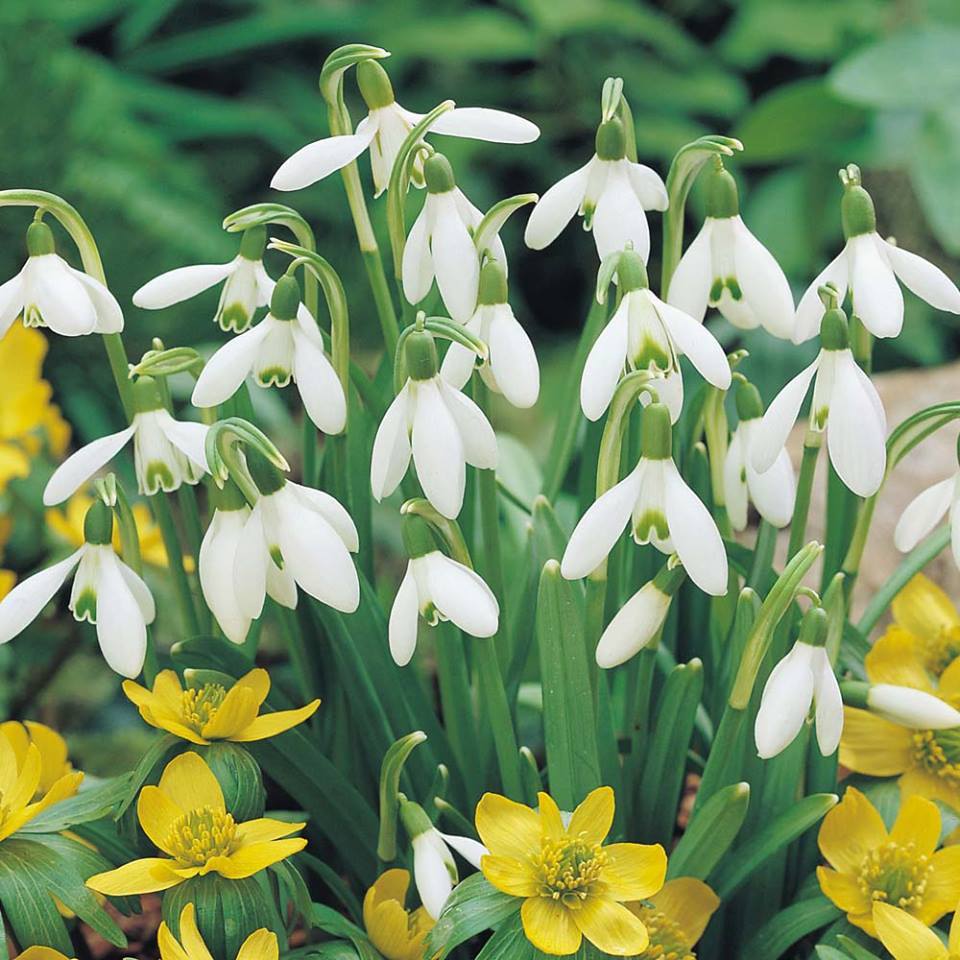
[
  {"left": 840, "top": 494, "right": 877, "bottom": 598},
  {"left": 150, "top": 492, "right": 201, "bottom": 638},
  {"left": 857, "top": 525, "right": 951, "bottom": 636},
  {"left": 435, "top": 625, "right": 482, "bottom": 801},
  {"left": 362, "top": 248, "right": 401, "bottom": 358},
  {"left": 177, "top": 485, "right": 211, "bottom": 633},
  {"left": 787, "top": 433, "right": 822, "bottom": 561},
  {"left": 748, "top": 520, "right": 778, "bottom": 591},
  {"left": 474, "top": 634, "right": 524, "bottom": 800}
]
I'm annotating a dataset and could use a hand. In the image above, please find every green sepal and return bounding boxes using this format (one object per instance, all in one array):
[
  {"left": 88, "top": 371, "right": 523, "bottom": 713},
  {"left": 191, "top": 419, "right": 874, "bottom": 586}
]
[{"left": 201, "top": 741, "right": 266, "bottom": 821}]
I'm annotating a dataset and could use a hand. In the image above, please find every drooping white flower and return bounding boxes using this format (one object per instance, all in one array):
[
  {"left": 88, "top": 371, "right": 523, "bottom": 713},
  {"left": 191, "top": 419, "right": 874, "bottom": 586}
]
[
  {"left": 0, "top": 220, "right": 123, "bottom": 338},
  {"left": 794, "top": 165, "right": 960, "bottom": 343},
  {"left": 751, "top": 298, "right": 886, "bottom": 499},
  {"left": 524, "top": 116, "right": 667, "bottom": 263},
  {"left": 402, "top": 153, "right": 505, "bottom": 323},
  {"left": 43, "top": 376, "right": 209, "bottom": 506},
  {"left": 133, "top": 225, "right": 272, "bottom": 333},
  {"left": 232, "top": 452, "right": 360, "bottom": 618},
  {"left": 580, "top": 249, "right": 730, "bottom": 424},
  {"left": 371, "top": 328, "right": 497, "bottom": 520},
  {"left": 389, "top": 513, "right": 499, "bottom": 666},
  {"left": 271, "top": 59, "right": 538, "bottom": 196},
  {"left": 198, "top": 491, "right": 252, "bottom": 645},
  {"left": 895, "top": 472, "right": 960, "bottom": 569},
  {"left": 755, "top": 609, "right": 841, "bottom": 760},
  {"left": 723, "top": 380, "right": 796, "bottom": 531},
  {"left": 596, "top": 568, "right": 680, "bottom": 669},
  {"left": 668, "top": 162, "right": 794, "bottom": 338},
  {"left": 400, "top": 798, "right": 487, "bottom": 921},
  {"left": 440, "top": 259, "right": 539, "bottom": 409},
  {"left": 864, "top": 683, "right": 960, "bottom": 729},
  {"left": 561, "top": 402, "right": 728, "bottom": 596},
  {"left": 0, "top": 500, "right": 153, "bottom": 677},
  {"left": 191, "top": 274, "right": 346, "bottom": 435}
]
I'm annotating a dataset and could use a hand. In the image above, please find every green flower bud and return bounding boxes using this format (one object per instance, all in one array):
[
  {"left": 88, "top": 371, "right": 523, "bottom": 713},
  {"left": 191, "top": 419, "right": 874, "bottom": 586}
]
[
  {"left": 424, "top": 154, "right": 456, "bottom": 194},
  {"left": 595, "top": 118, "right": 627, "bottom": 161},
  {"left": 840, "top": 166, "right": 876, "bottom": 239},
  {"left": 83, "top": 500, "right": 114, "bottom": 546},
  {"left": 202, "top": 742, "right": 266, "bottom": 821},
  {"left": 404, "top": 329, "right": 439, "bottom": 381},
  {"left": 820, "top": 308, "right": 850, "bottom": 351},
  {"left": 617, "top": 250, "right": 649, "bottom": 293},
  {"left": 641, "top": 403, "right": 672, "bottom": 460},
  {"left": 26, "top": 221, "right": 56, "bottom": 257},
  {"left": 478, "top": 260, "right": 508, "bottom": 306},
  {"left": 357, "top": 59, "right": 396, "bottom": 110},
  {"left": 735, "top": 380, "right": 764, "bottom": 422},
  {"left": 705, "top": 163, "right": 740, "bottom": 219},
  {"left": 238, "top": 225, "right": 267, "bottom": 261},
  {"left": 246, "top": 447, "right": 286, "bottom": 496},
  {"left": 131, "top": 375, "right": 164, "bottom": 414},
  {"left": 269, "top": 274, "right": 301, "bottom": 321},
  {"left": 797, "top": 605, "right": 828, "bottom": 648}
]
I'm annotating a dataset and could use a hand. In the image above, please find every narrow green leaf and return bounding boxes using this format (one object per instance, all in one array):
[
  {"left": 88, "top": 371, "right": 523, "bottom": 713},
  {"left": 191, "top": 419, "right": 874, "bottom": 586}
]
[
  {"left": 836, "top": 934, "right": 884, "bottom": 960},
  {"left": 22, "top": 775, "right": 132, "bottom": 833},
  {"left": 425, "top": 874, "right": 520, "bottom": 960},
  {"left": 667, "top": 782, "right": 749, "bottom": 880},
  {"left": 740, "top": 896, "right": 842, "bottom": 960}
]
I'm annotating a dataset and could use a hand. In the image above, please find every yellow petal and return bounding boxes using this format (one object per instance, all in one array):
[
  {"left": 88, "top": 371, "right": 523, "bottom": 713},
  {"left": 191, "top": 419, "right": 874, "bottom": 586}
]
[
  {"left": 566, "top": 787, "right": 614, "bottom": 845},
  {"left": 203, "top": 838, "right": 306, "bottom": 879},
  {"left": 158, "top": 752, "right": 224, "bottom": 813},
  {"left": 601, "top": 843, "right": 666, "bottom": 902},
  {"left": 890, "top": 794, "right": 941, "bottom": 857},
  {"left": 872, "top": 902, "right": 946, "bottom": 960},
  {"left": 937, "top": 657, "right": 960, "bottom": 700},
  {"left": 537, "top": 792, "right": 564, "bottom": 840},
  {"left": 122, "top": 678, "right": 155, "bottom": 710},
  {"left": 949, "top": 906, "right": 960, "bottom": 953},
  {"left": 152, "top": 670, "right": 186, "bottom": 710},
  {"left": 0, "top": 734, "right": 22, "bottom": 798},
  {"left": 230, "top": 701, "right": 321, "bottom": 742},
  {"left": 4, "top": 770, "right": 84, "bottom": 839},
  {"left": 201, "top": 687, "right": 259, "bottom": 741},
  {"left": 236, "top": 929, "right": 279, "bottom": 960},
  {"left": 364, "top": 869, "right": 411, "bottom": 921},
  {"left": 139, "top": 709, "right": 209, "bottom": 745},
  {"left": 234, "top": 818, "right": 305, "bottom": 845},
  {"left": 840, "top": 707, "right": 914, "bottom": 777},
  {"left": 920, "top": 846, "right": 960, "bottom": 923},
  {"left": 893, "top": 574, "right": 960, "bottom": 637},
  {"left": 865, "top": 628, "right": 934, "bottom": 691},
  {"left": 365, "top": 900, "right": 417, "bottom": 960},
  {"left": 475, "top": 792, "right": 541, "bottom": 860},
  {"left": 86, "top": 857, "right": 184, "bottom": 895},
  {"left": 17, "top": 949, "right": 72, "bottom": 960},
  {"left": 572, "top": 895, "right": 649, "bottom": 956},
  {"left": 520, "top": 897, "right": 581, "bottom": 955},
  {"left": 0, "top": 722, "right": 29, "bottom": 770},
  {"left": 647, "top": 878, "right": 720, "bottom": 949},
  {"left": 0, "top": 444, "right": 30, "bottom": 488},
  {"left": 818, "top": 786, "right": 887, "bottom": 873},
  {"left": 23, "top": 721, "right": 71, "bottom": 794},
  {"left": 157, "top": 921, "right": 190, "bottom": 960},
  {"left": 233, "top": 668, "right": 271, "bottom": 709},
  {"left": 816, "top": 866, "right": 870, "bottom": 917},
  {"left": 177, "top": 902, "right": 215, "bottom": 960},
  {"left": 481, "top": 855, "right": 539, "bottom": 897},
  {"left": 899, "top": 767, "right": 960, "bottom": 811},
  {"left": 6, "top": 742, "right": 42, "bottom": 812},
  {"left": 137, "top": 785, "right": 186, "bottom": 856}
]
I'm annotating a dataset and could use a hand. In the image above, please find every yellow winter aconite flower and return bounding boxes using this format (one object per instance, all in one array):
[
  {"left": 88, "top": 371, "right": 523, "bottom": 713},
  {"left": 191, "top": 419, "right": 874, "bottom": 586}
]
[
  {"left": 626, "top": 877, "right": 720, "bottom": 960},
  {"left": 363, "top": 868, "right": 435, "bottom": 960},
  {"left": 0, "top": 733, "right": 83, "bottom": 841},
  {"left": 16, "top": 949, "right": 76, "bottom": 960},
  {"left": 159, "top": 903, "right": 278, "bottom": 960},
  {"left": 122, "top": 668, "right": 320, "bottom": 745},
  {"left": 873, "top": 901, "right": 960, "bottom": 960},
  {"left": 86, "top": 751, "right": 306, "bottom": 895},
  {"left": 816, "top": 786, "right": 960, "bottom": 935},
  {"left": 0, "top": 720, "right": 75, "bottom": 798},
  {"left": 476, "top": 785, "right": 667, "bottom": 957}
]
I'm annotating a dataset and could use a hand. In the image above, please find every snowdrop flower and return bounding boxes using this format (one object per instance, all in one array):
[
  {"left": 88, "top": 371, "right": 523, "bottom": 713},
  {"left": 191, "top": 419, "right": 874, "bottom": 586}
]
[
  {"left": 43, "top": 376, "right": 208, "bottom": 506},
  {"left": 0, "top": 500, "right": 153, "bottom": 677},
  {"left": 668, "top": 161, "right": 794, "bottom": 339},
  {"left": 0, "top": 220, "right": 122, "bottom": 338},
  {"left": 842, "top": 680, "right": 960, "bottom": 730},
  {"left": 596, "top": 564, "right": 683, "bottom": 668},
  {"left": 389, "top": 512, "right": 499, "bottom": 667},
  {"left": 525, "top": 116, "right": 667, "bottom": 263},
  {"left": 133, "top": 226, "right": 271, "bottom": 333},
  {"left": 440, "top": 259, "right": 539, "bottom": 409},
  {"left": 272, "top": 59, "right": 538, "bottom": 196},
  {"left": 198, "top": 483, "right": 252, "bottom": 644},
  {"left": 723, "top": 379, "right": 796, "bottom": 531},
  {"left": 794, "top": 164, "right": 960, "bottom": 343},
  {"left": 751, "top": 294, "right": 886, "bottom": 498},
  {"left": 371, "top": 328, "right": 497, "bottom": 519},
  {"left": 400, "top": 798, "right": 487, "bottom": 920},
  {"left": 191, "top": 274, "right": 346, "bottom": 435},
  {"left": 231, "top": 451, "right": 360, "bottom": 618},
  {"left": 755, "top": 607, "right": 841, "bottom": 759},
  {"left": 402, "top": 153, "right": 504, "bottom": 323},
  {"left": 894, "top": 470, "right": 960, "bottom": 570},
  {"left": 580, "top": 249, "right": 731, "bottom": 423},
  {"left": 561, "top": 402, "right": 728, "bottom": 596}
]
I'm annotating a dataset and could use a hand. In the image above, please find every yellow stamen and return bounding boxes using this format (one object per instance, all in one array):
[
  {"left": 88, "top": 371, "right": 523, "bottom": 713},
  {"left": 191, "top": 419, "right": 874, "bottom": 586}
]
[
  {"left": 180, "top": 684, "right": 227, "bottom": 733},
  {"left": 637, "top": 906, "right": 695, "bottom": 960},
  {"left": 535, "top": 834, "right": 606, "bottom": 908},
  {"left": 856, "top": 840, "right": 932, "bottom": 911},
  {"left": 164, "top": 805, "right": 236, "bottom": 865},
  {"left": 912, "top": 728, "right": 960, "bottom": 785}
]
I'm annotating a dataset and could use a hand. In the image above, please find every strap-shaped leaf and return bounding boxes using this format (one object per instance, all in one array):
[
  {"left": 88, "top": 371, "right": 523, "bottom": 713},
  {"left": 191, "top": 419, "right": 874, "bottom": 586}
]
[
  {"left": 740, "top": 895, "right": 842, "bottom": 960},
  {"left": 21, "top": 774, "right": 132, "bottom": 834},
  {"left": 425, "top": 874, "right": 520, "bottom": 959},
  {"left": 667, "top": 781, "right": 749, "bottom": 880}
]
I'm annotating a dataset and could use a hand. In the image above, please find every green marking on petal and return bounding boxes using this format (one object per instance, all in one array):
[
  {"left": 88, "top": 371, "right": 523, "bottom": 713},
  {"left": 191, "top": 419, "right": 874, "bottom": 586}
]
[
  {"left": 257, "top": 367, "right": 292, "bottom": 388},
  {"left": 73, "top": 589, "right": 97, "bottom": 623},
  {"left": 632, "top": 509, "right": 669, "bottom": 544},
  {"left": 144, "top": 462, "right": 176, "bottom": 494}
]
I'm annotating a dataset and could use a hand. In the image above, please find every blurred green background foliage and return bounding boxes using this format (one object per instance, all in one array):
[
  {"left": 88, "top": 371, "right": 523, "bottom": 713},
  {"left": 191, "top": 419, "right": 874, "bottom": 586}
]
[{"left": 4, "top": 0, "right": 960, "bottom": 767}]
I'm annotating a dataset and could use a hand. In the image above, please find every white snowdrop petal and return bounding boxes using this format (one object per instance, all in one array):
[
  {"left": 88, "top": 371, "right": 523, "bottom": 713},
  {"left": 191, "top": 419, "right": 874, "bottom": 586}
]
[
  {"left": 30, "top": 257, "right": 97, "bottom": 336},
  {"left": 596, "top": 581, "right": 671, "bottom": 669},
  {"left": 43, "top": 425, "right": 136, "bottom": 506},
  {"left": 266, "top": 559, "right": 298, "bottom": 610},
  {"left": 156, "top": 412, "right": 209, "bottom": 475},
  {"left": 199, "top": 509, "right": 252, "bottom": 644},
  {"left": 370, "top": 384, "right": 412, "bottom": 502},
  {"left": 133, "top": 262, "right": 235, "bottom": 309},
  {"left": 561, "top": 465, "right": 643, "bottom": 580},
  {"left": 722, "top": 430, "right": 749, "bottom": 533},
  {"left": 431, "top": 194, "right": 480, "bottom": 323},
  {"left": 593, "top": 165, "right": 650, "bottom": 262},
  {"left": 663, "top": 461, "right": 728, "bottom": 596},
  {"left": 813, "top": 654, "right": 843, "bottom": 757},
  {"left": 427, "top": 554, "right": 499, "bottom": 637},
  {"left": 751, "top": 359, "right": 819, "bottom": 474},
  {"left": 952, "top": 500, "right": 960, "bottom": 572},
  {"left": 524, "top": 162, "right": 592, "bottom": 250},
  {"left": 438, "top": 381, "right": 497, "bottom": 470},
  {"left": 868, "top": 684, "right": 960, "bottom": 729},
  {"left": 292, "top": 327, "right": 347, "bottom": 435},
  {"left": 627, "top": 163, "right": 669, "bottom": 211},
  {"left": 666, "top": 220, "right": 712, "bottom": 321},
  {"left": 388, "top": 565, "right": 420, "bottom": 667},
  {"left": 271, "top": 122, "right": 375, "bottom": 191},
  {"left": 116, "top": 559, "right": 156, "bottom": 625},
  {"left": 412, "top": 381, "right": 466, "bottom": 520},
  {"left": 826, "top": 352, "right": 886, "bottom": 498},
  {"left": 0, "top": 273, "right": 24, "bottom": 338},
  {"left": 654, "top": 296, "right": 731, "bottom": 390},
  {"left": 793, "top": 251, "right": 848, "bottom": 344},
  {"left": 0, "top": 549, "right": 83, "bottom": 644},
  {"left": 95, "top": 551, "right": 147, "bottom": 678},
  {"left": 191, "top": 324, "right": 269, "bottom": 407},
  {"left": 414, "top": 833, "right": 454, "bottom": 921},
  {"left": 431, "top": 107, "right": 539, "bottom": 143},
  {"left": 747, "top": 446, "right": 796, "bottom": 529},
  {"left": 894, "top": 476, "right": 955, "bottom": 554},
  {"left": 732, "top": 218, "right": 795, "bottom": 339},
  {"left": 755, "top": 648, "right": 814, "bottom": 759},
  {"left": 401, "top": 205, "right": 435, "bottom": 307},
  {"left": 440, "top": 314, "right": 481, "bottom": 392},
  {"left": 68, "top": 268, "right": 124, "bottom": 334},
  {"left": 439, "top": 832, "right": 489, "bottom": 869},
  {"left": 288, "top": 482, "right": 359, "bottom": 552},
  {"left": 882, "top": 238, "right": 960, "bottom": 313},
  {"left": 580, "top": 300, "right": 628, "bottom": 421},
  {"left": 487, "top": 306, "right": 540, "bottom": 409},
  {"left": 233, "top": 504, "right": 269, "bottom": 621},
  {"left": 849, "top": 234, "right": 903, "bottom": 339}
]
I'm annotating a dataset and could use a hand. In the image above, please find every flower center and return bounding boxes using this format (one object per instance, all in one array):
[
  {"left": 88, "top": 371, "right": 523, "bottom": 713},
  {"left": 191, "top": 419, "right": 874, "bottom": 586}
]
[
  {"left": 856, "top": 840, "right": 932, "bottom": 911},
  {"left": 535, "top": 836, "right": 606, "bottom": 908},
  {"left": 180, "top": 684, "right": 227, "bottom": 733},
  {"left": 635, "top": 906, "right": 693, "bottom": 960},
  {"left": 164, "top": 805, "right": 237, "bottom": 865},
  {"left": 912, "top": 728, "right": 960, "bottom": 785},
  {"left": 920, "top": 630, "right": 960, "bottom": 677}
]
